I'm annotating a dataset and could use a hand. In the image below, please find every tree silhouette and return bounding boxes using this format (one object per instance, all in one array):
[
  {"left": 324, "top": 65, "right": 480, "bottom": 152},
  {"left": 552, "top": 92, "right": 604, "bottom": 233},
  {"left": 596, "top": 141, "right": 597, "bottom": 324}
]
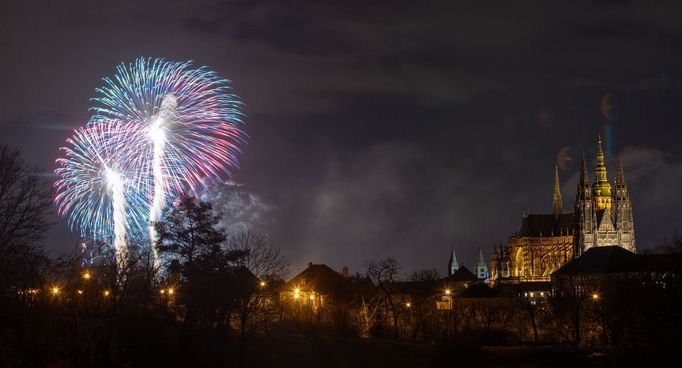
[{"left": 0, "top": 146, "right": 52, "bottom": 303}]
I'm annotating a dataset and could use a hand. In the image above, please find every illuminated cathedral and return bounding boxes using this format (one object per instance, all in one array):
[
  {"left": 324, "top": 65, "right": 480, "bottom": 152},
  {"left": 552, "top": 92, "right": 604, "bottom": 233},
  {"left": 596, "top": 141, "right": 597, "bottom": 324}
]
[{"left": 490, "top": 137, "right": 636, "bottom": 283}]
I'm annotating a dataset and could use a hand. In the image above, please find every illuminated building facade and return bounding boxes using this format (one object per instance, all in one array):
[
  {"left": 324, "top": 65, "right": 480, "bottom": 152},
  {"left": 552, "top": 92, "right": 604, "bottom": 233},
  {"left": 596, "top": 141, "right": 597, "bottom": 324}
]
[{"left": 491, "top": 137, "right": 636, "bottom": 283}]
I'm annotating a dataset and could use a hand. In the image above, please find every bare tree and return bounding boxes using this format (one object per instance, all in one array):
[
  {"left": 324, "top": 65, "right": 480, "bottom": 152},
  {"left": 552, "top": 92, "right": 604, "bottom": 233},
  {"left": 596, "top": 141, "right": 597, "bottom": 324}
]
[
  {"left": 0, "top": 146, "right": 52, "bottom": 248},
  {"left": 409, "top": 268, "right": 440, "bottom": 282},
  {"left": 547, "top": 274, "right": 592, "bottom": 345},
  {"left": 226, "top": 229, "right": 289, "bottom": 347},
  {"left": 365, "top": 258, "right": 401, "bottom": 332},
  {"left": 0, "top": 146, "right": 52, "bottom": 298},
  {"left": 658, "top": 234, "right": 682, "bottom": 254},
  {"left": 346, "top": 273, "right": 381, "bottom": 339},
  {"left": 521, "top": 294, "right": 539, "bottom": 343},
  {"left": 226, "top": 229, "right": 288, "bottom": 280}
]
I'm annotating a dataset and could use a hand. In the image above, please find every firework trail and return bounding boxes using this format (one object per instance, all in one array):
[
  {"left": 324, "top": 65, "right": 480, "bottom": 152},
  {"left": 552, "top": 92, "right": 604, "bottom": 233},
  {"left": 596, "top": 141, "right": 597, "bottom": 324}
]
[
  {"left": 106, "top": 167, "right": 127, "bottom": 256},
  {"left": 148, "top": 95, "right": 177, "bottom": 261},
  {"left": 55, "top": 122, "right": 151, "bottom": 256},
  {"left": 88, "top": 58, "right": 244, "bottom": 264}
]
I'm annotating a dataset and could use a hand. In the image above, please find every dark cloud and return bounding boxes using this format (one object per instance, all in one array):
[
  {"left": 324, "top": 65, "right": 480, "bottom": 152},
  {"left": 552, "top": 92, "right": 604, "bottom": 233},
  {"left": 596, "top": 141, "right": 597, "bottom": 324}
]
[{"left": 2, "top": 0, "right": 682, "bottom": 276}]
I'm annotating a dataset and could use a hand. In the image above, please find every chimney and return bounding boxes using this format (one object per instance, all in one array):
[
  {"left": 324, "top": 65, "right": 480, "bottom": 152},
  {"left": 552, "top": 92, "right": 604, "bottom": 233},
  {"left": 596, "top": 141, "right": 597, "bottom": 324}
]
[
  {"left": 308, "top": 262, "right": 313, "bottom": 268},
  {"left": 342, "top": 266, "right": 349, "bottom": 279}
]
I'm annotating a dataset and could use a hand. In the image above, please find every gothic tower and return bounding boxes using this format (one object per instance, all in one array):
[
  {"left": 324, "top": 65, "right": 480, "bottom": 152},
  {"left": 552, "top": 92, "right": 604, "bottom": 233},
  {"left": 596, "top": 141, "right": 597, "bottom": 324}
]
[
  {"left": 491, "top": 134, "right": 637, "bottom": 285},
  {"left": 574, "top": 153, "right": 595, "bottom": 256},
  {"left": 613, "top": 155, "right": 636, "bottom": 252},
  {"left": 552, "top": 164, "right": 563, "bottom": 218},
  {"left": 574, "top": 136, "right": 636, "bottom": 256}
]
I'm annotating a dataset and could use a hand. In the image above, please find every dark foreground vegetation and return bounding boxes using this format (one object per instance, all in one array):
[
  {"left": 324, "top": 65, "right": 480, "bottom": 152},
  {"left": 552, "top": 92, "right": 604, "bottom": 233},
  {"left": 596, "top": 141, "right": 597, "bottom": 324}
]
[{"left": 1, "top": 145, "right": 681, "bottom": 367}]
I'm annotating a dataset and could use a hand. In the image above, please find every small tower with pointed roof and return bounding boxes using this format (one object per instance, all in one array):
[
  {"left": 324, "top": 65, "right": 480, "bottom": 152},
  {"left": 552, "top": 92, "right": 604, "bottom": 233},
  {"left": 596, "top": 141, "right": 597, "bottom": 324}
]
[
  {"left": 448, "top": 246, "right": 459, "bottom": 276},
  {"left": 474, "top": 247, "right": 489, "bottom": 281},
  {"left": 552, "top": 164, "right": 563, "bottom": 218}
]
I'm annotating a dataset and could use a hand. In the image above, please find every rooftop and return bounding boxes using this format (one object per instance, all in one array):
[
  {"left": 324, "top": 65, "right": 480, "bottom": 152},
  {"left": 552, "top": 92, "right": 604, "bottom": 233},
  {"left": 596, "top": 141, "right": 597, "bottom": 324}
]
[
  {"left": 516, "top": 213, "right": 574, "bottom": 237},
  {"left": 281, "top": 263, "right": 349, "bottom": 295},
  {"left": 552, "top": 246, "right": 682, "bottom": 275}
]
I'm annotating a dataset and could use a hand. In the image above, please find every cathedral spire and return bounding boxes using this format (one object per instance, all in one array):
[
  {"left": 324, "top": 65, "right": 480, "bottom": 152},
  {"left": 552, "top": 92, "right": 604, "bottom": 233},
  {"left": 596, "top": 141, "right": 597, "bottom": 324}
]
[
  {"left": 595, "top": 135, "right": 607, "bottom": 182},
  {"left": 579, "top": 153, "right": 589, "bottom": 188},
  {"left": 553, "top": 164, "right": 563, "bottom": 217},
  {"left": 576, "top": 153, "right": 590, "bottom": 202},
  {"left": 613, "top": 154, "right": 629, "bottom": 202},
  {"left": 615, "top": 154, "right": 626, "bottom": 186},
  {"left": 593, "top": 135, "right": 612, "bottom": 210},
  {"left": 448, "top": 246, "right": 459, "bottom": 276},
  {"left": 612, "top": 153, "right": 636, "bottom": 252}
]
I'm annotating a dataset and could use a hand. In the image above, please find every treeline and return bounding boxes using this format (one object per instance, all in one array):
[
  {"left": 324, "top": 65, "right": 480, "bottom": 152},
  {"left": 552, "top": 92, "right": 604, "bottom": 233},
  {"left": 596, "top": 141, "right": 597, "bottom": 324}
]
[{"left": 277, "top": 256, "right": 682, "bottom": 357}]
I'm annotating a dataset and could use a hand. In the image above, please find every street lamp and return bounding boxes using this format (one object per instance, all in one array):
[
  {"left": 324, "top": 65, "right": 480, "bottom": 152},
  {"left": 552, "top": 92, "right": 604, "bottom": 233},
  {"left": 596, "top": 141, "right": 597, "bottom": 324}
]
[
  {"left": 82, "top": 271, "right": 91, "bottom": 280},
  {"left": 51, "top": 286, "right": 60, "bottom": 295},
  {"left": 406, "top": 302, "right": 411, "bottom": 308},
  {"left": 167, "top": 288, "right": 174, "bottom": 295},
  {"left": 103, "top": 290, "right": 110, "bottom": 297},
  {"left": 444, "top": 289, "right": 451, "bottom": 295},
  {"left": 592, "top": 293, "right": 600, "bottom": 301},
  {"left": 260, "top": 281, "right": 266, "bottom": 287}
]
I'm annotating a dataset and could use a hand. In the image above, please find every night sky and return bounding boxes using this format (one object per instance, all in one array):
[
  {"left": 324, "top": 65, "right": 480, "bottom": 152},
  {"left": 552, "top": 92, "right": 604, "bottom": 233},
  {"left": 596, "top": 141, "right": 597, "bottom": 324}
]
[{"left": 3, "top": 1, "right": 682, "bottom": 276}]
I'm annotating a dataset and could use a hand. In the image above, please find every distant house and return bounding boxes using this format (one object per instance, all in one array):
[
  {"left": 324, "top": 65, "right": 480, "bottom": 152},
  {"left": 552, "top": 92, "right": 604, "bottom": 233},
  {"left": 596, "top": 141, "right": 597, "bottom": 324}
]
[
  {"left": 384, "top": 267, "right": 481, "bottom": 311},
  {"left": 443, "top": 266, "right": 478, "bottom": 286},
  {"left": 551, "top": 246, "right": 682, "bottom": 296},
  {"left": 456, "top": 283, "right": 503, "bottom": 300},
  {"left": 280, "top": 262, "right": 351, "bottom": 310},
  {"left": 494, "top": 281, "right": 552, "bottom": 304}
]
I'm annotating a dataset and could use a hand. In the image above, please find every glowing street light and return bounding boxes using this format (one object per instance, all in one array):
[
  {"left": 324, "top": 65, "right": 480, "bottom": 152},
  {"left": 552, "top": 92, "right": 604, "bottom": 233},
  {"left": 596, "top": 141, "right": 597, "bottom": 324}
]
[
  {"left": 260, "top": 281, "right": 266, "bottom": 287},
  {"left": 51, "top": 286, "right": 60, "bottom": 295},
  {"left": 592, "top": 293, "right": 600, "bottom": 301},
  {"left": 103, "top": 290, "right": 110, "bottom": 297},
  {"left": 444, "top": 289, "right": 451, "bottom": 295},
  {"left": 160, "top": 289, "right": 166, "bottom": 295},
  {"left": 82, "top": 271, "right": 91, "bottom": 280},
  {"left": 167, "top": 288, "right": 174, "bottom": 295},
  {"left": 77, "top": 289, "right": 83, "bottom": 295},
  {"left": 406, "top": 302, "right": 411, "bottom": 308}
]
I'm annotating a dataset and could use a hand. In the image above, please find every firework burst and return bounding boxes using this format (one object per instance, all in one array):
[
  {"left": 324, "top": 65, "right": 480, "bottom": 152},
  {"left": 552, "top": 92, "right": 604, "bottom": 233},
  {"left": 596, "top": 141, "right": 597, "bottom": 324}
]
[
  {"left": 91, "top": 57, "right": 244, "bottom": 197},
  {"left": 55, "top": 121, "right": 152, "bottom": 254},
  {"left": 55, "top": 58, "right": 245, "bottom": 263}
]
